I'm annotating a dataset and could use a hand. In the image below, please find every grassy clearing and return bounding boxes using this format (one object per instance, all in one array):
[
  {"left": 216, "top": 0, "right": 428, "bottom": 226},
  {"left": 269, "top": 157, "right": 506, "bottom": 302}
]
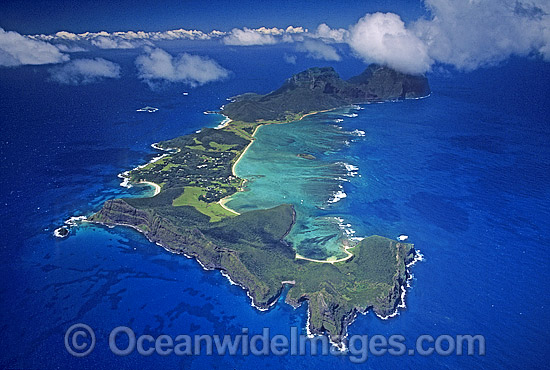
[
  {"left": 208, "top": 141, "right": 237, "bottom": 151},
  {"left": 172, "top": 186, "right": 236, "bottom": 222},
  {"left": 161, "top": 163, "right": 181, "bottom": 171},
  {"left": 185, "top": 144, "right": 206, "bottom": 151}
]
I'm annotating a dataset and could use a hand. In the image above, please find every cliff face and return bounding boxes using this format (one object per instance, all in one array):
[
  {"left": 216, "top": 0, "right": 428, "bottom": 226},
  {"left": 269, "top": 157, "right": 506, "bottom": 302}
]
[
  {"left": 284, "top": 238, "right": 416, "bottom": 344},
  {"left": 269, "top": 67, "right": 347, "bottom": 96},
  {"left": 90, "top": 199, "right": 224, "bottom": 268},
  {"left": 222, "top": 64, "right": 430, "bottom": 122},
  {"left": 346, "top": 63, "right": 431, "bottom": 100},
  {"left": 90, "top": 199, "right": 417, "bottom": 346}
]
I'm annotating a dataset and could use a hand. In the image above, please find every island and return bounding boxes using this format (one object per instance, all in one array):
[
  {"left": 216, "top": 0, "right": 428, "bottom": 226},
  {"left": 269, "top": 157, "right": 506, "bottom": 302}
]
[
  {"left": 53, "top": 226, "right": 69, "bottom": 238},
  {"left": 137, "top": 106, "right": 159, "bottom": 113},
  {"left": 89, "top": 64, "right": 429, "bottom": 347},
  {"left": 297, "top": 153, "right": 316, "bottom": 160}
]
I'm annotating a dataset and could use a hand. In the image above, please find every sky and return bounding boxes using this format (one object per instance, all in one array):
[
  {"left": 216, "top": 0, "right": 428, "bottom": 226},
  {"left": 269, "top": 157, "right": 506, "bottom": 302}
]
[
  {"left": 0, "top": 0, "right": 426, "bottom": 34},
  {"left": 1, "top": 0, "right": 549, "bottom": 86}
]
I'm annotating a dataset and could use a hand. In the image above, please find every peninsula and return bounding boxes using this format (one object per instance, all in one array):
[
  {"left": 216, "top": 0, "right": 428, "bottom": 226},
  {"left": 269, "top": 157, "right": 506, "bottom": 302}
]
[{"left": 89, "top": 65, "right": 429, "bottom": 346}]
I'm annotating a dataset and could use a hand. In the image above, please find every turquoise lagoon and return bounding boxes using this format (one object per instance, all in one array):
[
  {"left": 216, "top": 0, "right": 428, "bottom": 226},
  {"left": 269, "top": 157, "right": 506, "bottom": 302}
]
[{"left": 225, "top": 107, "right": 365, "bottom": 259}]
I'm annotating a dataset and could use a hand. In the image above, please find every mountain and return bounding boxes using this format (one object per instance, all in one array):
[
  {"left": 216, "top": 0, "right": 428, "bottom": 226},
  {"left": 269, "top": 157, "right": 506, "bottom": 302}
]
[{"left": 222, "top": 64, "right": 430, "bottom": 122}]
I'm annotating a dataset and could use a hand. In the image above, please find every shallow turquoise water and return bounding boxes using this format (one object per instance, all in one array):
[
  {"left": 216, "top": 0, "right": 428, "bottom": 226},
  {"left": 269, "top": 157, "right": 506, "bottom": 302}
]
[{"left": 225, "top": 107, "right": 365, "bottom": 259}]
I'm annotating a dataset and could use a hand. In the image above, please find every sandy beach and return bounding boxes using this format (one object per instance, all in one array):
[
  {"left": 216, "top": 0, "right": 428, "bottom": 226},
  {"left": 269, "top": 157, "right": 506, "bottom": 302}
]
[
  {"left": 138, "top": 180, "right": 161, "bottom": 196},
  {"left": 216, "top": 122, "right": 265, "bottom": 215},
  {"left": 295, "top": 243, "right": 354, "bottom": 264},
  {"left": 298, "top": 108, "right": 334, "bottom": 121},
  {"left": 220, "top": 110, "right": 327, "bottom": 216},
  {"left": 230, "top": 110, "right": 325, "bottom": 177},
  {"left": 231, "top": 124, "right": 262, "bottom": 176},
  {"left": 215, "top": 115, "right": 232, "bottom": 129},
  {"left": 218, "top": 198, "right": 240, "bottom": 215}
]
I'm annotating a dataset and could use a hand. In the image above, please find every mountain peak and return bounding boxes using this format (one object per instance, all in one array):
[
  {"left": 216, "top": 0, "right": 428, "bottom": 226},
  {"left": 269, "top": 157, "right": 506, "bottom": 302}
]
[{"left": 223, "top": 65, "right": 430, "bottom": 122}]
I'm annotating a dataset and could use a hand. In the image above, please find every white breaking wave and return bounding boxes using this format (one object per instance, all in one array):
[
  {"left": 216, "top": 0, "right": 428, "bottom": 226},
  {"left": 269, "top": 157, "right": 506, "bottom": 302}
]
[
  {"left": 118, "top": 171, "right": 131, "bottom": 188},
  {"left": 342, "top": 162, "right": 359, "bottom": 177},
  {"left": 65, "top": 215, "right": 87, "bottom": 227},
  {"left": 53, "top": 227, "right": 69, "bottom": 238},
  {"left": 334, "top": 217, "right": 357, "bottom": 238},
  {"left": 53, "top": 215, "right": 88, "bottom": 238},
  {"left": 328, "top": 185, "right": 347, "bottom": 204},
  {"left": 118, "top": 148, "right": 169, "bottom": 188},
  {"left": 215, "top": 115, "right": 231, "bottom": 129}
]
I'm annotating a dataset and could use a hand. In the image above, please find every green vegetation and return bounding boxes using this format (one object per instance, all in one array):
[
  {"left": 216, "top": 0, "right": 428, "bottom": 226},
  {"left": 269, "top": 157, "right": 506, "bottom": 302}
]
[
  {"left": 91, "top": 198, "right": 415, "bottom": 345},
  {"left": 172, "top": 186, "right": 236, "bottom": 222},
  {"left": 126, "top": 127, "right": 253, "bottom": 213},
  {"left": 222, "top": 65, "right": 430, "bottom": 122},
  {"left": 208, "top": 141, "right": 237, "bottom": 151},
  {"left": 91, "top": 64, "right": 425, "bottom": 346},
  {"left": 124, "top": 104, "right": 316, "bottom": 219},
  {"left": 161, "top": 163, "right": 180, "bottom": 171}
]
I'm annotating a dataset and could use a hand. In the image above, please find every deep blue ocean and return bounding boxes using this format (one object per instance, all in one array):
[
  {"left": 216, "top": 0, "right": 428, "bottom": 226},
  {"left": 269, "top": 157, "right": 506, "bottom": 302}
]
[{"left": 1, "top": 43, "right": 549, "bottom": 368}]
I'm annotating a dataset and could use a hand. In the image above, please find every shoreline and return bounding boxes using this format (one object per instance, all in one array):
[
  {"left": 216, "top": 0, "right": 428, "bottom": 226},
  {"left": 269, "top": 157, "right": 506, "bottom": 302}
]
[
  {"left": 218, "top": 197, "right": 240, "bottom": 215},
  {"left": 220, "top": 107, "right": 361, "bottom": 260},
  {"left": 137, "top": 180, "right": 161, "bottom": 196},
  {"left": 294, "top": 252, "right": 353, "bottom": 264},
  {"left": 231, "top": 123, "right": 263, "bottom": 177},
  {"left": 118, "top": 143, "right": 173, "bottom": 193},
  {"left": 217, "top": 122, "right": 263, "bottom": 214},
  {"left": 295, "top": 242, "right": 355, "bottom": 264},
  {"left": 215, "top": 115, "right": 232, "bottom": 129},
  {"left": 232, "top": 108, "right": 333, "bottom": 180},
  {"left": 375, "top": 249, "right": 424, "bottom": 320},
  {"left": 90, "top": 217, "right": 297, "bottom": 314},
  {"left": 219, "top": 109, "right": 329, "bottom": 214}
]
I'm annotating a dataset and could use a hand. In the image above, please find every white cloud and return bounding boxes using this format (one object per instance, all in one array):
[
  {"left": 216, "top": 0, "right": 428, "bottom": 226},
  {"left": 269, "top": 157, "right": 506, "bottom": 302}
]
[
  {"left": 283, "top": 53, "right": 297, "bottom": 64},
  {"left": 0, "top": 28, "right": 69, "bottom": 67},
  {"left": 414, "top": 0, "right": 550, "bottom": 70},
  {"left": 91, "top": 36, "right": 138, "bottom": 49},
  {"left": 255, "top": 27, "right": 285, "bottom": 36},
  {"left": 222, "top": 26, "right": 307, "bottom": 45},
  {"left": 49, "top": 58, "right": 121, "bottom": 85},
  {"left": 348, "top": 12, "right": 433, "bottom": 74},
  {"left": 297, "top": 40, "right": 341, "bottom": 61},
  {"left": 22, "top": 3, "right": 550, "bottom": 75},
  {"left": 282, "top": 33, "right": 298, "bottom": 43},
  {"left": 111, "top": 30, "right": 150, "bottom": 40},
  {"left": 347, "top": 2, "right": 550, "bottom": 74},
  {"left": 285, "top": 26, "right": 307, "bottom": 34},
  {"left": 312, "top": 24, "right": 349, "bottom": 43},
  {"left": 135, "top": 47, "right": 230, "bottom": 87},
  {"left": 152, "top": 28, "right": 212, "bottom": 40},
  {"left": 223, "top": 28, "right": 277, "bottom": 46},
  {"left": 54, "top": 31, "right": 80, "bottom": 40},
  {"left": 32, "top": 26, "right": 309, "bottom": 46},
  {"left": 31, "top": 28, "right": 225, "bottom": 45}
]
